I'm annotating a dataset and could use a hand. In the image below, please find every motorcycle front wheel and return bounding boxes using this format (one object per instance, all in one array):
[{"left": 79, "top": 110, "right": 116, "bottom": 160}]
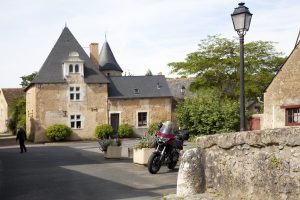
[{"left": 148, "top": 153, "right": 161, "bottom": 174}]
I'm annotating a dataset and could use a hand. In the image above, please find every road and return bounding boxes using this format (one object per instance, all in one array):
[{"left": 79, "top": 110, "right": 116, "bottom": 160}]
[{"left": 0, "top": 138, "right": 179, "bottom": 200}]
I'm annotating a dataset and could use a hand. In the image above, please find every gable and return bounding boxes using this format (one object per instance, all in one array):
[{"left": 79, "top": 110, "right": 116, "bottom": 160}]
[
  {"left": 265, "top": 44, "right": 300, "bottom": 95},
  {"left": 31, "top": 27, "right": 109, "bottom": 86}
]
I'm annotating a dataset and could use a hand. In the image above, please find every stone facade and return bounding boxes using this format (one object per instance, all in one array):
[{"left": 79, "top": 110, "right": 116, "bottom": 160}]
[
  {"left": 26, "top": 83, "right": 108, "bottom": 142},
  {"left": 0, "top": 90, "right": 8, "bottom": 133},
  {"left": 174, "top": 128, "right": 300, "bottom": 200},
  {"left": 109, "top": 98, "right": 172, "bottom": 136},
  {"left": 264, "top": 44, "right": 300, "bottom": 129}
]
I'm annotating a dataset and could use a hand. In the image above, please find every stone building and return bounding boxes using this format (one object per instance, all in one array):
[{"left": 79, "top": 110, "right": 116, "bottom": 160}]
[
  {"left": 263, "top": 41, "right": 300, "bottom": 129},
  {"left": 0, "top": 88, "right": 25, "bottom": 133},
  {"left": 25, "top": 27, "right": 172, "bottom": 142}
]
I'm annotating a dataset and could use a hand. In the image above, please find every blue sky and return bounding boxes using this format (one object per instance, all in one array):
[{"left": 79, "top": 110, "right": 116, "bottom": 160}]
[{"left": 1, "top": 0, "right": 300, "bottom": 88}]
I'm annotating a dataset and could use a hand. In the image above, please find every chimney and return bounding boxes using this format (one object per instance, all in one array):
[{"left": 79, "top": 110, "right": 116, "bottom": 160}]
[{"left": 89, "top": 43, "right": 99, "bottom": 66}]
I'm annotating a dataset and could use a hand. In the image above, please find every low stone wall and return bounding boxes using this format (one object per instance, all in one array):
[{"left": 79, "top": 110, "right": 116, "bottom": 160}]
[{"left": 176, "top": 128, "right": 300, "bottom": 200}]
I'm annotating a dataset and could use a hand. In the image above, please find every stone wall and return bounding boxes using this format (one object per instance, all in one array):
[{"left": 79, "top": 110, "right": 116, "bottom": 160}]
[
  {"left": 109, "top": 98, "right": 172, "bottom": 137},
  {"left": 26, "top": 82, "right": 108, "bottom": 142},
  {"left": 176, "top": 128, "right": 300, "bottom": 200}
]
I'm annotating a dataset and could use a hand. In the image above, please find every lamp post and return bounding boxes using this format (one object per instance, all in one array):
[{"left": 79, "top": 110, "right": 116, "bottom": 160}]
[
  {"left": 180, "top": 85, "right": 186, "bottom": 98},
  {"left": 231, "top": 2, "right": 252, "bottom": 131}
]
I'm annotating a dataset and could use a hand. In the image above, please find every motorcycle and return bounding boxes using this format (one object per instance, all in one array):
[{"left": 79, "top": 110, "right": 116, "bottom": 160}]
[{"left": 147, "top": 121, "right": 189, "bottom": 174}]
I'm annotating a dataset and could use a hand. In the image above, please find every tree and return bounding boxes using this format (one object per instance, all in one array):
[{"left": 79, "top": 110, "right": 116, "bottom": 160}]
[
  {"left": 7, "top": 96, "right": 26, "bottom": 134},
  {"left": 169, "top": 35, "right": 286, "bottom": 134},
  {"left": 20, "top": 72, "right": 37, "bottom": 88},
  {"left": 175, "top": 89, "right": 240, "bottom": 135},
  {"left": 168, "top": 35, "right": 286, "bottom": 100},
  {"left": 145, "top": 69, "right": 153, "bottom": 76}
]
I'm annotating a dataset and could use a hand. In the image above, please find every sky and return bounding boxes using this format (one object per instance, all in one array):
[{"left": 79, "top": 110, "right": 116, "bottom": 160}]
[{"left": 1, "top": 0, "right": 300, "bottom": 88}]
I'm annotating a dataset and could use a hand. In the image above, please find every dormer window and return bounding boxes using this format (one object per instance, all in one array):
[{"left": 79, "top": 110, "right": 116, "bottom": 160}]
[
  {"left": 63, "top": 51, "right": 84, "bottom": 78},
  {"left": 69, "top": 64, "right": 80, "bottom": 73},
  {"left": 134, "top": 89, "right": 140, "bottom": 94},
  {"left": 69, "top": 64, "right": 73, "bottom": 73},
  {"left": 75, "top": 64, "right": 79, "bottom": 73}
]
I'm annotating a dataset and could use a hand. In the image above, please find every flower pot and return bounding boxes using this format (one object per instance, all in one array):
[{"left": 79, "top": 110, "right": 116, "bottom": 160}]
[
  {"left": 133, "top": 148, "right": 155, "bottom": 165},
  {"left": 104, "top": 146, "right": 122, "bottom": 159}
]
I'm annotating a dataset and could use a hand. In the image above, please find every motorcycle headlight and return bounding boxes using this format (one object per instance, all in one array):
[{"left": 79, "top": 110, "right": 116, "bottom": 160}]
[{"left": 158, "top": 137, "right": 170, "bottom": 142}]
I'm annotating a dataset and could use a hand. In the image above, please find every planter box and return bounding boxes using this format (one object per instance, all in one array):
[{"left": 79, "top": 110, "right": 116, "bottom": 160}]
[
  {"left": 104, "top": 146, "right": 122, "bottom": 159},
  {"left": 133, "top": 148, "right": 155, "bottom": 165}
]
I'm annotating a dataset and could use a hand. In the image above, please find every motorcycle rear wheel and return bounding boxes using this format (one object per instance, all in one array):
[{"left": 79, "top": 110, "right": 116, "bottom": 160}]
[{"left": 148, "top": 153, "right": 161, "bottom": 174}]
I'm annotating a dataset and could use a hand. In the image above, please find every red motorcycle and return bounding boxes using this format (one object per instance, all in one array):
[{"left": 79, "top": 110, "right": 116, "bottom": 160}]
[{"left": 147, "top": 121, "right": 189, "bottom": 174}]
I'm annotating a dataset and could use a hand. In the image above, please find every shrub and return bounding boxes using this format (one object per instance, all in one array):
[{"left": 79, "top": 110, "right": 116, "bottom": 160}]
[
  {"left": 95, "top": 124, "right": 114, "bottom": 139},
  {"left": 46, "top": 124, "right": 72, "bottom": 141},
  {"left": 98, "top": 138, "right": 121, "bottom": 152},
  {"left": 7, "top": 96, "right": 26, "bottom": 134},
  {"left": 148, "top": 122, "right": 160, "bottom": 135},
  {"left": 134, "top": 135, "right": 155, "bottom": 149},
  {"left": 118, "top": 124, "right": 133, "bottom": 138}
]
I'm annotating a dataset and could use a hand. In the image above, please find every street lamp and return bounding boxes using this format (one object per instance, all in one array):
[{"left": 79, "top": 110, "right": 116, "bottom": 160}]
[
  {"left": 180, "top": 85, "right": 186, "bottom": 97},
  {"left": 231, "top": 2, "right": 252, "bottom": 131}
]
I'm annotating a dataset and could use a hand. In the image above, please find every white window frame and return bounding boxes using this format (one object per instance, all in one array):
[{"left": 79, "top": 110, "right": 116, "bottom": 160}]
[
  {"left": 70, "top": 114, "right": 83, "bottom": 129},
  {"left": 136, "top": 111, "right": 148, "bottom": 128},
  {"left": 69, "top": 85, "right": 81, "bottom": 101}
]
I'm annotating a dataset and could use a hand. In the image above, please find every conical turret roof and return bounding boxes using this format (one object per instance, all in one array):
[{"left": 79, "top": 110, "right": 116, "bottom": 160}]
[
  {"left": 31, "top": 27, "right": 109, "bottom": 85},
  {"left": 99, "top": 41, "right": 123, "bottom": 72}
]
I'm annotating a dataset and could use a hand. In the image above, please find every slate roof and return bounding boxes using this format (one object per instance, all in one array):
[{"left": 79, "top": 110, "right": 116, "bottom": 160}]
[
  {"left": 108, "top": 76, "right": 172, "bottom": 99},
  {"left": 1, "top": 88, "right": 25, "bottom": 106},
  {"left": 99, "top": 41, "right": 123, "bottom": 72},
  {"left": 31, "top": 27, "right": 109, "bottom": 85}
]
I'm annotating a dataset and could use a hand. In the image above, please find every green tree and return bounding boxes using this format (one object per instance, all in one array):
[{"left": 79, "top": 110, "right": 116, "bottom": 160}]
[
  {"left": 168, "top": 35, "right": 286, "bottom": 100},
  {"left": 175, "top": 89, "right": 240, "bottom": 135},
  {"left": 7, "top": 96, "right": 26, "bottom": 134},
  {"left": 20, "top": 72, "right": 37, "bottom": 88},
  {"left": 145, "top": 69, "right": 153, "bottom": 76}
]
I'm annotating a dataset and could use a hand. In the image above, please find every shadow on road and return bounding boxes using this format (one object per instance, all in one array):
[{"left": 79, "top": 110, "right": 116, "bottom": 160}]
[{"left": 0, "top": 143, "right": 177, "bottom": 200}]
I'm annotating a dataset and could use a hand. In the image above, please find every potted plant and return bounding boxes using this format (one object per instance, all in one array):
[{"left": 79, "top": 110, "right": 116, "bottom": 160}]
[
  {"left": 133, "top": 135, "right": 155, "bottom": 165},
  {"left": 98, "top": 137, "right": 122, "bottom": 159}
]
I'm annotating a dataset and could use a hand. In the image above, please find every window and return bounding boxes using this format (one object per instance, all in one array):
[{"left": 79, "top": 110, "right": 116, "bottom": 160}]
[
  {"left": 286, "top": 107, "right": 300, "bottom": 125},
  {"left": 69, "top": 64, "right": 80, "bottom": 73},
  {"left": 69, "top": 64, "right": 74, "bottom": 73},
  {"left": 70, "top": 114, "right": 82, "bottom": 129},
  {"left": 75, "top": 64, "right": 79, "bottom": 73},
  {"left": 134, "top": 89, "right": 140, "bottom": 94},
  {"left": 70, "top": 86, "right": 81, "bottom": 101},
  {"left": 138, "top": 112, "right": 147, "bottom": 127}
]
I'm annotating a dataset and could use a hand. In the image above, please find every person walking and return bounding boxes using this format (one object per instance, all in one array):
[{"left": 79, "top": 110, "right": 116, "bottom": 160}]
[{"left": 16, "top": 127, "right": 27, "bottom": 153}]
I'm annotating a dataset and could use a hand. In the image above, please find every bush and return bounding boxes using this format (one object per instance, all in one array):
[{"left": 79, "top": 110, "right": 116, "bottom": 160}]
[
  {"left": 46, "top": 124, "right": 72, "bottom": 141},
  {"left": 175, "top": 89, "right": 240, "bottom": 135},
  {"left": 148, "top": 122, "right": 160, "bottom": 135},
  {"left": 134, "top": 135, "right": 155, "bottom": 149},
  {"left": 7, "top": 96, "right": 26, "bottom": 134},
  {"left": 95, "top": 124, "right": 114, "bottom": 139},
  {"left": 118, "top": 124, "right": 133, "bottom": 138},
  {"left": 98, "top": 138, "right": 121, "bottom": 152}
]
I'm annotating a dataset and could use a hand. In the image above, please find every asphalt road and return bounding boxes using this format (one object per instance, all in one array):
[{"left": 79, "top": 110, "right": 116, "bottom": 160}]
[{"left": 0, "top": 138, "right": 178, "bottom": 200}]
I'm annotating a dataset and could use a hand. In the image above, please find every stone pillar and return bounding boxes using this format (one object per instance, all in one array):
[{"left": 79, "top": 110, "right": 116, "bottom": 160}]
[{"left": 177, "top": 148, "right": 205, "bottom": 196}]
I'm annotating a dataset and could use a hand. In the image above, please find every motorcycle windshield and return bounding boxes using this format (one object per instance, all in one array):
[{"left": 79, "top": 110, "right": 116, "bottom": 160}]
[{"left": 160, "top": 121, "right": 173, "bottom": 135}]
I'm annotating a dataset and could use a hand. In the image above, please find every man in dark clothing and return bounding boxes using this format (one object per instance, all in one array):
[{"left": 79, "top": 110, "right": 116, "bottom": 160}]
[{"left": 16, "top": 127, "right": 27, "bottom": 153}]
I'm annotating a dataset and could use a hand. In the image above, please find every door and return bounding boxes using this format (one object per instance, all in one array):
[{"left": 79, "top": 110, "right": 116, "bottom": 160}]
[{"left": 110, "top": 113, "right": 120, "bottom": 134}]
